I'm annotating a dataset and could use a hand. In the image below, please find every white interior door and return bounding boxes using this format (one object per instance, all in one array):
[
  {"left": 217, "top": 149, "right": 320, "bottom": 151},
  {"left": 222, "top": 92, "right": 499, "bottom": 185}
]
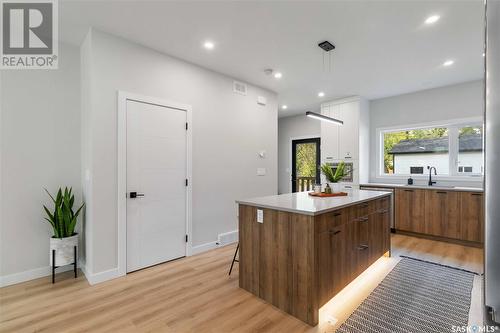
[{"left": 126, "top": 99, "right": 187, "bottom": 273}]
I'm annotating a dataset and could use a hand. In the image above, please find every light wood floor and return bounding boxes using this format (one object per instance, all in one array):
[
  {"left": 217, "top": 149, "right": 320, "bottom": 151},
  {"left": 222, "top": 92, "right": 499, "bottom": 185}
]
[{"left": 0, "top": 234, "right": 483, "bottom": 333}]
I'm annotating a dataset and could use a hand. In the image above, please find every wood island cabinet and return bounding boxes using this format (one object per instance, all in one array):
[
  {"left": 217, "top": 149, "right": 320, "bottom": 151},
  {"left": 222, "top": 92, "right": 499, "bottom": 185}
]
[{"left": 239, "top": 194, "right": 391, "bottom": 326}]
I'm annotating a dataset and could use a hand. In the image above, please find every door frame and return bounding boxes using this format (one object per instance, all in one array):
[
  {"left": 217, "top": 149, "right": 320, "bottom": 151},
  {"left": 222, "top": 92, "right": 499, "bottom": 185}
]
[
  {"left": 290, "top": 137, "right": 321, "bottom": 193},
  {"left": 117, "top": 91, "right": 193, "bottom": 277}
]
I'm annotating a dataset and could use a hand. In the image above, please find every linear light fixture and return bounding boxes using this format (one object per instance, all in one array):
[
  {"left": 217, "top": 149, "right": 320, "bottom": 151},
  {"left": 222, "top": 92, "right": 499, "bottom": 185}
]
[{"left": 306, "top": 111, "right": 343, "bottom": 125}]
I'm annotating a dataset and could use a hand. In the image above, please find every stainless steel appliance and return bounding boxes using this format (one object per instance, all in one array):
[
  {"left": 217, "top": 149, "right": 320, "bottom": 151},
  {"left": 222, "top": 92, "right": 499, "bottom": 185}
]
[
  {"left": 485, "top": 0, "right": 500, "bottom": 326},
  {"left": 359, "top": 185, "right": 395, "bottom": 229}
]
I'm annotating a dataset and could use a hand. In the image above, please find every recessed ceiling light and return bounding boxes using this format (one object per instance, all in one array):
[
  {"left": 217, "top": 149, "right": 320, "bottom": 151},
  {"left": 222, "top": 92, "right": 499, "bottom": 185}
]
[
  {"left": 425, "top": 15, "right": 440, "bottom": 25},
  {"left": 282, "top": 105, "right": 288, "bottom": 110},
  {"left": 274, "top": 72, "right": 282, "bottom": 79},
  {"left": 203, "top": 41, "right": 215, "bottom": 50},
  {"left": 443, "top": 60, "right": 454, "bottom": 67},
  {"left": 318, "top": 92, "right": 325, "bottom": 97}
]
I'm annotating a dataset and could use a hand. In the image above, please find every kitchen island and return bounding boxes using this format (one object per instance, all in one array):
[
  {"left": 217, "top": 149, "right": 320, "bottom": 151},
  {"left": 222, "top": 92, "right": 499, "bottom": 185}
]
[{"left": 236, "top": 190, "right": 392, "bottom": 326}]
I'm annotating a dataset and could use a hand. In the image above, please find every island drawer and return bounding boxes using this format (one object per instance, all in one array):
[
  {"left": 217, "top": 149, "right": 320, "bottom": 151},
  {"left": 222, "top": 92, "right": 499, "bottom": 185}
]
[
  {"left": 315, "top": 208, "right": 349, "bottom": 233},
  {"left": 349, "top": 200, "right": 378, "bottom": 220},
  {"left": 375, "top": 196, "right": 390, "bottom": 211}
]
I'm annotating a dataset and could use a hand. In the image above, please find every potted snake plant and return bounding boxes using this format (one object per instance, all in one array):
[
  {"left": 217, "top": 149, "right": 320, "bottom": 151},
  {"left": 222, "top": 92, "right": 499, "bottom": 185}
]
[
  {"left": 321, "top": 161, "right": 347, "bottom": 193},
  {"left": 43, "top": 187, "right": 84, "bottom": 266}
]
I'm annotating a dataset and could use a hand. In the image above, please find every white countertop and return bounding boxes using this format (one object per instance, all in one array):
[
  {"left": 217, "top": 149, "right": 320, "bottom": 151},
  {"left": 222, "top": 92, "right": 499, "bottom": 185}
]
[
  {"left": 360, "top": 182, "right": 483, "bottom": 193},
  {"left": 236, "top": 190, "right": 391, "bottom": 216}
]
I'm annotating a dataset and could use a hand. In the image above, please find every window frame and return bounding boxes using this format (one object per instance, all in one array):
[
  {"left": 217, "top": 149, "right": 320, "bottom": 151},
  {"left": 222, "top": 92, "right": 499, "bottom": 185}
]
[{"left": 376, "top": 117, "right": 484, "bottom": 181}]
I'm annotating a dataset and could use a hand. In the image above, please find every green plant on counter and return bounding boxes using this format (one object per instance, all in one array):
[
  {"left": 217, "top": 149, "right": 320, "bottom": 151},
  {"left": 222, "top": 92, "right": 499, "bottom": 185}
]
[
  {"left": 321, "top": 161, "right": 346, "bottom": 183},
  {"left": 43, "top": 187, "right": 84, "bottom": 238}
]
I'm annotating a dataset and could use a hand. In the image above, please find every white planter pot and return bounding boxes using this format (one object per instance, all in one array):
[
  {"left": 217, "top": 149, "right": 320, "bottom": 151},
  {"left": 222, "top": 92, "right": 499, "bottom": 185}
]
[
  {"left": 50, "top": 234, "right": 78, "bottom": 267},
  {"left": 330, "top": 183, "right": 342, "bottom": 193}
]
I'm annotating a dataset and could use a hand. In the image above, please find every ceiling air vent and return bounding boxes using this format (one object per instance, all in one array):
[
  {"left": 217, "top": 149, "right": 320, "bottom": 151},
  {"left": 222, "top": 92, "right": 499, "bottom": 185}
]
[{"left": 233, "top": 81, "right": 247, "bottom": 96}]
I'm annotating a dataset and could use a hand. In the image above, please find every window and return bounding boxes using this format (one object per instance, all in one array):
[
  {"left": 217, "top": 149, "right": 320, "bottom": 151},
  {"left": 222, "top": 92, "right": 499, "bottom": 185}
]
[
  {"left": 380, "top": 121, "right": 483, "bottom": 177},
  {"left": 457, "top": 125, "right": 483, "bottom": 175}
]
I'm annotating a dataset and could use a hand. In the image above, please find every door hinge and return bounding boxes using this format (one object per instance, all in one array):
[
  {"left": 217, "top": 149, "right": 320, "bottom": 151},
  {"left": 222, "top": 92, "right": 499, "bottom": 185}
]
[
  {"left": 185, "top": 122, "right": 188, "bottom": 130},
  {"left": 185, "top": 178, "right": 188, "bottom": 186},
  {"left": 185, "top": 234, "right": 188, "bottom": 243}
]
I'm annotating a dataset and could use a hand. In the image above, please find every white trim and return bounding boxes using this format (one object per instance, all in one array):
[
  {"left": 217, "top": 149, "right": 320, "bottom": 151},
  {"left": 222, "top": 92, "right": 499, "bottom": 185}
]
[
  {"left": 375, "top": 117, "right": 484, "bottom": 180},
  {"left": 288, "top": 134, "right": 321, "bottom": 193},
  {"left": 0, "top": 263, "right": 81, "bottom": 288},
  {"left": 190, "top": 241, "right": 219, "bottom": 255},
  {"left": 117, "top": 91, "right": 193, "bottom": 277},
  {"left": 217, "top": 230, "right": 239, "bottom": 246},
  {"left": 85, "top": 267, "right": 121, "bottom": 285}
]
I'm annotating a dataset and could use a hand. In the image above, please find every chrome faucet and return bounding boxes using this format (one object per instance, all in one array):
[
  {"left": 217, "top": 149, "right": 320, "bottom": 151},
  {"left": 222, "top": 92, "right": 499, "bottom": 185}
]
[{"left": 427, "top": 166, "right": 437, "bottom": 186}]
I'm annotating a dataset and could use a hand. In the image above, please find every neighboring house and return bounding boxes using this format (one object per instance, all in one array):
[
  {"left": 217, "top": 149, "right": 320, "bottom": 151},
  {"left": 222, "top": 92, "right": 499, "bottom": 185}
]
[{"left": 389, "top": 134, "right": 483, "bottom": 175}]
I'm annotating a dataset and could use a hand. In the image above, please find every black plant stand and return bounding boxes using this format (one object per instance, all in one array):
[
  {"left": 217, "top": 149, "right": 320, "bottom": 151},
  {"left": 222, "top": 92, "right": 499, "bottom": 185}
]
[
  {"left": 52, "top": 246, "right": 77, "bottom": 284},
  {"left": 228, "top": 243, "right": 239, "bottom": 276}
]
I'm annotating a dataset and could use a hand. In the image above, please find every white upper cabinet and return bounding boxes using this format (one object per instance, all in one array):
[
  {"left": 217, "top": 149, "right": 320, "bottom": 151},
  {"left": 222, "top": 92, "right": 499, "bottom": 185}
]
[
  {"left": 319, "top": 97, "right": 369, "bottom": 185},
  {"left": 339, "top": 101, "right": 359, "bottom": 160},
  {"left": 320, "top": 104, "right": 339, "bottom": 161}
]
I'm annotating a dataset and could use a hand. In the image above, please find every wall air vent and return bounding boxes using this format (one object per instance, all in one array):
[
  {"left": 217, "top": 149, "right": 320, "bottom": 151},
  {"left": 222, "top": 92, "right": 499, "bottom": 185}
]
[{"left": 233, "top": 81, "right": 247, "bottom": 96}]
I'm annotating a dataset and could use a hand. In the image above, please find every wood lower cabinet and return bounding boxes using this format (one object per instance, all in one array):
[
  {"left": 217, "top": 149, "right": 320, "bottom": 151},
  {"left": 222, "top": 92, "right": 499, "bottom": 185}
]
[
  {"left": 394, "top": 188, "right": 484, "bottom": 244},
  {"left": 424, "top": 190, "right": 460, "bottom": 239},
  {"left": 349, "top": 215, "right": 370, "bottom": 278},
  {"left": 369, "top": 206, "right": 391, "bottom": 262},
  {"left": 317, "top": 223, "right": 349, "bottom": 305},
  {"left": 239, "top": 195, "right": 391, "bottom": 326},
  {"left": 395, "top": 188, "right": 426, "bottom": 233},
  {"left": 459, "top": 192, "right": 484, "bottom": 242}
]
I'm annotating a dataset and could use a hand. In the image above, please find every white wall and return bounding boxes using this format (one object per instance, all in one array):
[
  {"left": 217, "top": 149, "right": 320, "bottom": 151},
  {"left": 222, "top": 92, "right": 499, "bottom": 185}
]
[
  {"left": 369, "top": 80, "right": 484, "bottom": 186},
  {"left": 278, "top": 114, "right": 320, "bottom": 194},
  {"left": 0, "top": 43, "right": 81, "bottom": 285},
  {"left": 81, "top": 29, "right": 278, "bottom": 278}
]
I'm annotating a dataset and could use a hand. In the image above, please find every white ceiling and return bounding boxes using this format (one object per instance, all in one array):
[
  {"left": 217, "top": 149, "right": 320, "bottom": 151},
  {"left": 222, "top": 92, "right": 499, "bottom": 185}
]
[{"left": 59, "top": 0, "right": 485, "bottom": 117}]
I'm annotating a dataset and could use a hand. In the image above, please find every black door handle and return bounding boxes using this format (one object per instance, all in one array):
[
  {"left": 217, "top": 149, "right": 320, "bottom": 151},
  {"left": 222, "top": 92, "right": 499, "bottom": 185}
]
[{"left": 129, "top": 192, "right": 145, "bottom": 198}]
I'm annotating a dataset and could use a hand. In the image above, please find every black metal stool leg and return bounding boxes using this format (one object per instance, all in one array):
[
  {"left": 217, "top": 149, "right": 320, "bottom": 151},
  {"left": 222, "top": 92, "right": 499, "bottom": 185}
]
[
  {"left": 52, "top": 249, "right": 56, "bottom": 284},
  {"left": 228, "top": 243, "right": 239, "bottom": 276},
  {"left": 74, "top": 246, "right": 77, "bottom": 278}
]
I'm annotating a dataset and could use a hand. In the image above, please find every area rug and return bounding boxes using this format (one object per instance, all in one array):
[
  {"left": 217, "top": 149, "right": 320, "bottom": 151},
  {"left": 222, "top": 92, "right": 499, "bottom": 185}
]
[{"left": 336, "top": 256, "right": 476, "bottom": 333}]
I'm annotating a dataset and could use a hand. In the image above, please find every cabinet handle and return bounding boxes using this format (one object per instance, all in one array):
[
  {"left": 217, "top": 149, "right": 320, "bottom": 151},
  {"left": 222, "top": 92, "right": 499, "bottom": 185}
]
[
  {"left": 404, "top": 189, "right": 414, "bottom": 192},
  {"left": 344, "top": 156, "right": 352, "bottom": 159},
  {"left": 357, "top": 245, "right": 369, "bottom": 250},
  {"left": 471, "top": 193, "right": 483, "bottom": 196},
  {"left": 436, "top": 191, "right": 447, "bottom": 194},
  {"left": 379, "top": 209, "right": 389, "bottom": 214},
  {"left": 333, "top": 212, "right": 342, "bottom": 217},
  {"left": 358, "top": 217, "right": 369, "bottom": 222},
  {"left": 329, "top": 230, "right": 341, "bottom": 235},
  {"left": 360, "top": 203, "right": 369, "bottom": 208}
]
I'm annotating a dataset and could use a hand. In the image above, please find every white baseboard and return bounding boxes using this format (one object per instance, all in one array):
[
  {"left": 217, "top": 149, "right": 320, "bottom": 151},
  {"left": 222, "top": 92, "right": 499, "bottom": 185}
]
[
  {"left": 217, "top": 230, "right": 238, "bottom": 246},
  {"left": 85, "top": 267, "right": 122, "bottom": 285},
  {"left": 190, "top": 241, "right": 218, "bottom": 255},
  {"left": 0, "top": 264, "right": 76, "bottom": 288},
  {"left": 1, "top": 230, "right": 240, "bottom": 287},
  {"left": 190, "top": 230, "right": 239, "bottom": 256}
]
